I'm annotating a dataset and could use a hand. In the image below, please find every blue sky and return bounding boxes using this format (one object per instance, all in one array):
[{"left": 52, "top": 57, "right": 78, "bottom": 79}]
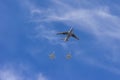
[{"left": 0, "top": 0, "right": 120, "bottom": 80}]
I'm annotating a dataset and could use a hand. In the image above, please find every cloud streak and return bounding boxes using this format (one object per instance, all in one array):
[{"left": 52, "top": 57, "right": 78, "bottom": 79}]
[{"left": 23, "top": 0, "right": 120, "bottom": 75}]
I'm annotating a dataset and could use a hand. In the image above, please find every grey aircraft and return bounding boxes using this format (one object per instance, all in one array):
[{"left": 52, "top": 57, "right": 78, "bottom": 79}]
[{"left": 57, "top": 27, "right": 79, "bottom": 41}]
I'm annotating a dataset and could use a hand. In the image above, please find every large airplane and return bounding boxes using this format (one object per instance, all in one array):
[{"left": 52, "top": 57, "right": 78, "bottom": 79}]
[{"left": 57, "top": 27, "right": 79, "bottom": 42}]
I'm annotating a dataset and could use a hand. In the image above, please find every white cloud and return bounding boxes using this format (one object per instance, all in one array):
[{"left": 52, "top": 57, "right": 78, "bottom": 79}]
[
  {"left": 33, "top": 25, "right": 68, "bottom": 49},
  {"left": 22, "top": 0, "right": 120, "bottom": 75},
  {"left": 0, "top": 64, "right": 48, "bottom": 80},
  {"left": 0, "top": 69, "right": 23, "bottom": 80},
  {"left": 31, "top": 6, "right": 120, "bottom": 40},
  {"left": 25, "top": 0, "right": 120, "bottom": 41},
  {"left": 37, "top": 73, "right": 47, "bottom": 80},
  {"left": 0, "top": 65, "right": 23, "bottom": 80}
]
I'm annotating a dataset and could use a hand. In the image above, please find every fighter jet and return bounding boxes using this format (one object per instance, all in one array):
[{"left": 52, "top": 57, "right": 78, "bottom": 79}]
[
  {"left": 49, "top": 52, "right": 55, "bottom": 60},
  {"left": 66, "top": 53, "right": 72, "bottom": 59},
  {"left": 57, "top": 27, "right": 79, "bottom": 42}
]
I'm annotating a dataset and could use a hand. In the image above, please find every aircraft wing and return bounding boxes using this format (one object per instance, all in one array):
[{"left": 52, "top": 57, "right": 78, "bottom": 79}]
[
  {"left": 57, "top": 32, "right": 68, "bottom": 35},
  {"left": 72, "top": 34, "right": 79, "bottom": 40}
]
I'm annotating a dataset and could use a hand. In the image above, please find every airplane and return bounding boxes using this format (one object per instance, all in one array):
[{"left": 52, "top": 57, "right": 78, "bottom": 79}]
[
  {"left": 66, "top": 53, "right": 72, "bottom": 59},
  {"left": 49, "top": 52, "right": 55, "bottom": 59},
  {"left": 57, "top": 27, "right": 79, "bottom": 42}
]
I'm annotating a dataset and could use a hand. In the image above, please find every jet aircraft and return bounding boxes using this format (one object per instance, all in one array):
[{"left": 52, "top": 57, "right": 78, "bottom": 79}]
[
  {"left": 49, "top": 52, "right": 55, "bottom": 60},
  {"left": 57, "top": 27, "right": 79, "bottom": 41}
]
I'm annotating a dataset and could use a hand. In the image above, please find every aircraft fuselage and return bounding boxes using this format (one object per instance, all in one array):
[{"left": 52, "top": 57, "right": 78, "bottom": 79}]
[{"left": 64, "top": 28, "right": 73, "bottom": 41}]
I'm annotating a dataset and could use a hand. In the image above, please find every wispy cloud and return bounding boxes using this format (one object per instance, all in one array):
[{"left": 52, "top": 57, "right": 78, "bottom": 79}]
[
  {"left": 0, "top": 64, "right": 48, "bottom": 80},
  {"left": 33, "top": 25, "right": 69, "bottom": 49},
  {"left": 37, "top": 73, "right": 48, "bottom": 80},
  {"left": 0, "top": 64, "right": 24, "bottom": 80},
  {"left": 74, "top": 50, "right": 120, "bottom": 75},
  {"left": 0, "top": 69, "right": 22, "bottom": 80},
  {"left": 22, "top": 0, "right": 120, "bottom": 75},
  {"left": 25, "top": 0, "right": 120, "bottom": 41}
]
